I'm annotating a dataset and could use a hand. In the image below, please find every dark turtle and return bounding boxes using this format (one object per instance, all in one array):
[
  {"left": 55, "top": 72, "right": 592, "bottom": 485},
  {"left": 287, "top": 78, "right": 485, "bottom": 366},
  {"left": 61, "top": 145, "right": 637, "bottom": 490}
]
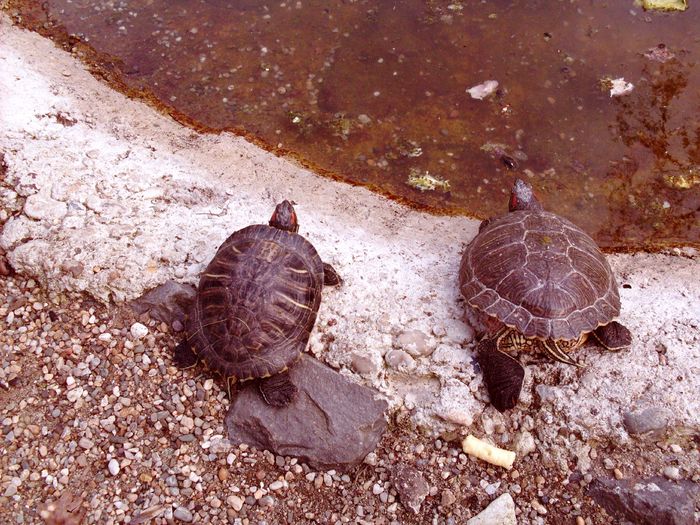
[
  {"left": 459, "top": 179, "right": 632, "bottom": 412},
  {"left": 174, "top": 200, "right": 341, "bottom": 407}
]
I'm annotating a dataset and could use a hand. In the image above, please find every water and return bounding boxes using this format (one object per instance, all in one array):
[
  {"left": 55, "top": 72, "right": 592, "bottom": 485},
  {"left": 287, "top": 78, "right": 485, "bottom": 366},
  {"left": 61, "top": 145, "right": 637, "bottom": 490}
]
[{"left": 5, "top": 0, "right": 699, "bottom": 250}]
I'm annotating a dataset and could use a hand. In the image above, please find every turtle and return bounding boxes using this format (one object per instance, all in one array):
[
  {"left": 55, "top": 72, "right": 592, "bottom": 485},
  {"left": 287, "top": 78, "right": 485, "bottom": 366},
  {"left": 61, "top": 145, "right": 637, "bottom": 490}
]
[
  {"left": 459, "top": 178, "right": 632, "bottom": 412},
  {"left": 173, "top": 200, "right": 341, "bottom": 407}
]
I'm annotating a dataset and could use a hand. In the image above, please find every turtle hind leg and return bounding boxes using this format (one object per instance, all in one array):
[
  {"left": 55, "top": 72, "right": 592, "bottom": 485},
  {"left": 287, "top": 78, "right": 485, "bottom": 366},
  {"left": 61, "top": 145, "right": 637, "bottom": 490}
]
[
  {"left": 477, "top": 339, "right": 525, "bottom": 412},
  {"left": 322, "top": 262, "right": 342, "bottom": 286},
  {"left": 258, "top": 371, "right": 298, "bottom": 407},
  {"left": 173, "top": 339, "right": 199, "bottom": 369}
]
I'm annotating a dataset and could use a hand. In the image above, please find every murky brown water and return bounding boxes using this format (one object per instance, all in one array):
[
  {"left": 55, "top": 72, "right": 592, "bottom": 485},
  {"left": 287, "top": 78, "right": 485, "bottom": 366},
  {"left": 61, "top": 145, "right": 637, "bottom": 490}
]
[{"left": 5, "top": 1, "right": 699, "bottom": 250}]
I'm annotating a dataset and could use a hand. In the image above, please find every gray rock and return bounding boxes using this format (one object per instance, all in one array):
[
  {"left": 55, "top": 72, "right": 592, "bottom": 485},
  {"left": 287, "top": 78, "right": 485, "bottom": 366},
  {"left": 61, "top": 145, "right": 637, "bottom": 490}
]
[
  {"left": 173, "top": 506, "right": 193, "bottom": 522},
  {"left": 129, "top": 280, "right": 196, "bottom": 326},
  {"left": 623, "top": 407, "right": 672, "bottom": 438},
  {"left": 391, "top": 464, "right": 430, "bottom": 514},
  {"left": 225, "top": 355, "right": 388, "bottom": 471},
  {"left": 588, "top": 476, "right": 700, "bottom": 525},
  {"left": 350, "top": 352, "right": 376, "bottom": 375},
  {"left": 466, "top": 493, "right": 516, "bottom": 525}
]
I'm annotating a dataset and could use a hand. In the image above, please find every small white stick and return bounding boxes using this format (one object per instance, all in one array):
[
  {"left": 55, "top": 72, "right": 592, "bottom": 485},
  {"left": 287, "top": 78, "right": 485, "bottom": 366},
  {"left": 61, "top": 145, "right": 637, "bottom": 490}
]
[{"left": 462, "top": 434, "right": 516, "bottom": 469}]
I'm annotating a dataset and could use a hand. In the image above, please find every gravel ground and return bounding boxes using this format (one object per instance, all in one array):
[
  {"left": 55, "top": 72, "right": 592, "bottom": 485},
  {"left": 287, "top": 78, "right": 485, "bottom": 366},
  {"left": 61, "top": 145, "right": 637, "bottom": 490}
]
[{"left": 2, "top": 273, "right": 698, "bottom": 524}]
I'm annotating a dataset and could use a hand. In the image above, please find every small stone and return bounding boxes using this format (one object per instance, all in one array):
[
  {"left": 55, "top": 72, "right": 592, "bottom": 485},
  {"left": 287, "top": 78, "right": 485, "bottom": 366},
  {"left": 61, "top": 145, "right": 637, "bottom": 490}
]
[
  {"left": 258, "top": 495, "right": 274, "bottom": 507},
  {"left": 372, "top": 483, "right": 383, "bottom": 495},
  {"left": 441, "top": 489, "right": 457, "bottom": 507},
  {"left": 130, "top": 322, "right": 149, "bottom": 339},
  {"left": 622, "top": 407, "right": 672, "bottom": 437},
  {"left": 269, "top": 480, "right": 284, "bottom": 491},
  {"left": 108, "top": 459, "right": 120, "bottom": 476},
  {"left": 391, "top": 464, "right": 430, "bottom": 514},
  {"left": 663, "top": 466, "right": 681, "bottom": 480},
  {"left": 78, "top": 437, "right": 93, "bottom": 449},
  {"left": 576, "top": 517, "right": 585, "bottom": 525},
  {"left": 514, "top": 431, "right": 536, "bottom": 457},
  {"left": 217, "top": 467, "right": 229, "bottom": 482},
  {"left": 173, "top": 506, "right": 193, "bottom": 522},
  {"left": 384, "top": 349, "right": 415, "bottom": 369},
  {"left": 350, "top": 353, "right": 376, "bottom": 374},
  {"left": 467, "top": 493, "right": 516, "bottom": 525},
  {"left": 227, "top": 495, "right": 244, "bottom": 512},
  {"left": 395, "top": 329, "right": 433, "bottom": 357}
]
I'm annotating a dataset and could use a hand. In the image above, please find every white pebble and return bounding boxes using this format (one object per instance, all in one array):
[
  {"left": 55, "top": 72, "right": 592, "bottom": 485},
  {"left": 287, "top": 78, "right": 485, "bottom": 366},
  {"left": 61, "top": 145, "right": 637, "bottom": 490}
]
[
  {"left": 130, "top": 322, "right": 149, "bottom": 339},
  {"left": 269, "top": 480, "right": 284, "bottom": 491},
  {"left": 108, "top": 459, "right": 120, "bottom": 476},
  {"left": 663, "top": 466, "right": 681, "bottom": 480}
]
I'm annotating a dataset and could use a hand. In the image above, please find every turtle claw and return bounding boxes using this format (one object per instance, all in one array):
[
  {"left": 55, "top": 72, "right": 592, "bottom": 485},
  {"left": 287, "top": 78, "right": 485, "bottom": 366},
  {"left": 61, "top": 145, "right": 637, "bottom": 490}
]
[
  {"left": 258, "top": 372, "right": 297, "bottom": 407},
  {"left": 477, "top": 339, "right": 525, "bottom": 412}
]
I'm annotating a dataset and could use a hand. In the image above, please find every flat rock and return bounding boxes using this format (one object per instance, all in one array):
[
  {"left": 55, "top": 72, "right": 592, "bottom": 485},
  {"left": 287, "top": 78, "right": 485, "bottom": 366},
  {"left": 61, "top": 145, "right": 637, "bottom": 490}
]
[
  {"left": 225, "top": 354, "right": 388, "bottom": 472},
  {"left": 622, "top": 407, "right": 672, "bottom": 438},
  {"left": 129, "top": 280, "right": 196, "bottom": 327},
  {"left": 467, "top": 493, "right": 517, "bottom": 525},
  {"left": 588, "top": 476, "right": 700, "bottom": 525},
  {"left": 391, "top": 464, "right": 430, "bottom": 514}
]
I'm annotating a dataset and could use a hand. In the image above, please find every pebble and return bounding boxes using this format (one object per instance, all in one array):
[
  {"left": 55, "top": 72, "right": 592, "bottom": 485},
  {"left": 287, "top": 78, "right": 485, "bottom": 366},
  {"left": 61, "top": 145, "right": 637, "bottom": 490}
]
[
  {"left": 663, "top": 466, "right": 681, "bottom": 480},
  {"left": 130, "top": 322, "right": 149, "bottom": 339},
  {"left": 269, "top": 480, "right": 284, "bottom": 491},
  {"left": 108, "top": 459, "right": 120, "bottom": 476},
  {"left": 173, "top": 506, "right": 193, "bottom": 522},
  {"left": 227, "top": 495, "right": 244, "bottom": 512},
  {"left": 384, "top": 349, "right": 415, "bottom": 369}
]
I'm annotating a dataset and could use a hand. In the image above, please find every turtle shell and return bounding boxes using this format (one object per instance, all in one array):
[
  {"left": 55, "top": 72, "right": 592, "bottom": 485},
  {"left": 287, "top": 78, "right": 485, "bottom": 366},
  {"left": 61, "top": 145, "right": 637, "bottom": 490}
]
[
  {"left": 187, "top": 224, "right": 324, "bottom": 381},
  {"left": 459, "top": 210, "right": 620, "bottom": 341}
]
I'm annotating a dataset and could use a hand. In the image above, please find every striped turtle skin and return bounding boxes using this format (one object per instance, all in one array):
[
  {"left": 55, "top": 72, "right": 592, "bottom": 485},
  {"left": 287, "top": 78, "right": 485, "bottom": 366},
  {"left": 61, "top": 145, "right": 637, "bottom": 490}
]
[
  {"left": 187, "top": 223, "right": 324, "bottom": 383},
  {"left": 459, "top": 209, "right": 620, "bottom": 343}
]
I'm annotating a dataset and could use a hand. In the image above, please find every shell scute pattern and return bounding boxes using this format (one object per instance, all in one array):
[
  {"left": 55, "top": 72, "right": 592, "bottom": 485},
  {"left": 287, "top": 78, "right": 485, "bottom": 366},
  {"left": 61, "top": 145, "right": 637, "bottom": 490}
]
[
  {"left": 187, "top": 224, "right": 324, "bottom": 381},
  {"left": 460, "top": 209, "right": 620, "bottom": 341}
]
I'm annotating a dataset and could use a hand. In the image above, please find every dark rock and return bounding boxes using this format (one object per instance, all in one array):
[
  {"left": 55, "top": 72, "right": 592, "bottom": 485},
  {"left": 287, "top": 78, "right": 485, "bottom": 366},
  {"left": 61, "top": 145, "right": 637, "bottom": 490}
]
[
  {"left": 623, "top": 407, "right": 672, "bottom": 438},
  {"left": 588, "top": 476, "right": 700, "bottom": 525},
  {"left": 129, "top": 280, "right": 196, "bottom": 327},
  {"left": 225, "top": 354, "right": 388, "bottom": 472},
  {"left": 0, "top": 252, "right": 13, "bottom": 277},
  {"left": 391, "top": 464, "right": 430, "bottom": 514}
]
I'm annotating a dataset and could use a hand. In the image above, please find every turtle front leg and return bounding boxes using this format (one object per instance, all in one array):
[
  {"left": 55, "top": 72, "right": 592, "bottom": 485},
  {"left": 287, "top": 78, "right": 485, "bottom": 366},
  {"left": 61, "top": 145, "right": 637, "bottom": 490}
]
[
  {"left": 322, "top": 262, "right": 342, "bottom": 286},
  {"left": 477, "top": 338, "right": 525, "bottom": 412},
  {"left": 173, "top": 339, "right": 199, "bottom": 369},
  {"left": 258, "top": 371, "right": 298, "bottom": 407},
  {"left": 541, "top": 340, "right": 584, "bottom": 367}
]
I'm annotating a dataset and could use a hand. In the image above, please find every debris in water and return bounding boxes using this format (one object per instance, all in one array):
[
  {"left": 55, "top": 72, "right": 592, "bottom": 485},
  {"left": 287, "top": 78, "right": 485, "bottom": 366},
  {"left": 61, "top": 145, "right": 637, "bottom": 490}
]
[
  {"left": 407, "top": 169, "right": 451, "bottom": 192},
  {"left": 644, "top": 44, "right": 676, "bottom": 63},
  {"left": 640, "top": 0, "right": 687, "bottom": 11},
  {"left": 602, "top": 77, "right": 635, "bottom": 97},
  {"left": 467, "top": 80, "right": 499, "bottom": 100}
]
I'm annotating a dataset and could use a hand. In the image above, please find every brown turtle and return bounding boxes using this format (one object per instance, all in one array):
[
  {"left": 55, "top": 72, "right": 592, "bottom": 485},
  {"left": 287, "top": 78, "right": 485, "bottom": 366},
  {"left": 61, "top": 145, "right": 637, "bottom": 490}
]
[
  {"left": 459, "top": 179, "right": 631, "bottom": 411},
  {"left": 174, "top": 200, "right": 341, "bottom": 407}
]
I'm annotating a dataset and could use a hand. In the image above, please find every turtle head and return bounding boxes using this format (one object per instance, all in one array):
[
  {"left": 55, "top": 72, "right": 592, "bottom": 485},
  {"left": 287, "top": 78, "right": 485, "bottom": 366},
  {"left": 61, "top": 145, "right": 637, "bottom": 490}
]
[
  {"left": 269, "top": 200, "right": 299, "bottom": 233},
  {"left": 509, "top": 179, "right": 543, "bottom": 212}
]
